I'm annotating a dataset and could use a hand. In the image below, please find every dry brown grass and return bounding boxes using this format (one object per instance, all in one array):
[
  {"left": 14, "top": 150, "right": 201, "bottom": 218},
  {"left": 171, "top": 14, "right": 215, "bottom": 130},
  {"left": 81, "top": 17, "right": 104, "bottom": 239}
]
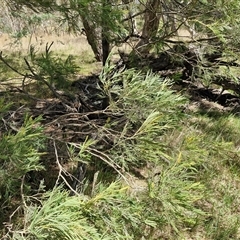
[
  {"left": 0, "top": 32, "right": 102, "bottom": 77},
  {"left": 0, "top": 32, "right": 91, "bottom": 54}
]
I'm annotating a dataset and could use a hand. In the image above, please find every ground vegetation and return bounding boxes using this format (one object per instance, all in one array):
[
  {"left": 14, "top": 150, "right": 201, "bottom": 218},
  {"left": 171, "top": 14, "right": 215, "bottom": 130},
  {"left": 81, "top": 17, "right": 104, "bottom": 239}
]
[{"left": 0, "top": 0, "right": 240, "bottom": 239}]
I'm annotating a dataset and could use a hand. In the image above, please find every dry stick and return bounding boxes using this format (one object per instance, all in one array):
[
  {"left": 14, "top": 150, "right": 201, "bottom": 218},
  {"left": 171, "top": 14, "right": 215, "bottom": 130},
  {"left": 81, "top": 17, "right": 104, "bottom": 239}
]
[
  {"left": 2, "top": 205, "right": 21, "bottom": 240},
  {"left": 45, "top": 109, "right": 124, "bottom": 126},
  {"left": 1, "top": 105, "right": 26, "bottom": 132},
  {"left": 165, "top": 36, "right": 218, "bottom": 44},
  {"left": 1, "top": 118, "right": 19, "bottom": 132},
  {"left": 20, "top": 175, "right": 29, "bottom": 233},
  {"left": 91, "top": 171, "right": 99, "bottom": 197},
  {"left": 20, "top": 175, "right": 27, "bottom": 209},
  {"left": 2, "top": 176, "right": 28, "bottom": 238},
  {"left": 53, "top": 140, "right": 80, "bottom": 195}
]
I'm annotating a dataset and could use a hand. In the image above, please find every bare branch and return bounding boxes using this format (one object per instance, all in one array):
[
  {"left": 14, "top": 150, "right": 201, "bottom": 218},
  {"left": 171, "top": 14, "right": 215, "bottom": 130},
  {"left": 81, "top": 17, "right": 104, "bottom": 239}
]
[{"left": 53, "top": 140, "right": 80, "bottom": 195}]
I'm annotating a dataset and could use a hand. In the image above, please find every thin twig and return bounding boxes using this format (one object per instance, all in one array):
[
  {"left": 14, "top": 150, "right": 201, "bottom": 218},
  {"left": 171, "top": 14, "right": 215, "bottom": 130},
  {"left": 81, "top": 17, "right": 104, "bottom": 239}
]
[
  {"left": 20, "top": 175, "right": 28, "bottom": 232},
  {"left": 165, "top": 36, "right": 218, "bottom": 44},
  {"left": 91, "top": 171, "right": 99, "bottom": 197},
  {"left": 21, "top": 175, "right": 27, "bottom": 209},
  {"left": 53, "top": 140, "right": 80, "bottom": 195}
]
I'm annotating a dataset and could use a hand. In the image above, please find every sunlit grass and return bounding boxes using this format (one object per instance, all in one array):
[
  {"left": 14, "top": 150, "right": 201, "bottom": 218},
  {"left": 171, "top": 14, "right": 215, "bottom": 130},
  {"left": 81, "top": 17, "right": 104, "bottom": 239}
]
[
  {"left": 0, "top": 33, "right": 101, "bottom": 83},
  {"left": 165, "top": 109, "right": 240, "bottom": 239}
]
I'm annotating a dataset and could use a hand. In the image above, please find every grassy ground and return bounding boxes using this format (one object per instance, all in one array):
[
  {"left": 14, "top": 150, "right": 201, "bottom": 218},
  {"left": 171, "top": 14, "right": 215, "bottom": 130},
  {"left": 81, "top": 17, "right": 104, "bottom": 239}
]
[
  {"left": 0, "top": 33, "right": 240, "bottom": 239},
  {"left": 168, "top": 112, "right": 240, "bottom": 239},
  {"left": 0, "top": 33, "right": 101, "bottom": 80}
]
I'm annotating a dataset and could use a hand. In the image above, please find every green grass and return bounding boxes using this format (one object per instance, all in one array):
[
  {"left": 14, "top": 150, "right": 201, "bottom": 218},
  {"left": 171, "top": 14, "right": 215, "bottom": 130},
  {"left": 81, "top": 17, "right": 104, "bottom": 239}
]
[
  {"left": 164, "top": 110, "right": 240, "bottom": 239},
  {"left": 0, "top": 51, "right": 26, "bottom": 81}
]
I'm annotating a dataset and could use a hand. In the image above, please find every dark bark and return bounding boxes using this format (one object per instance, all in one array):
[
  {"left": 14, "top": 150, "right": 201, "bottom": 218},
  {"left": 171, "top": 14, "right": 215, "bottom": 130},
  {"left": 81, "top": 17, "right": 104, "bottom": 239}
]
[
  {"left": 102, "top": 36, "right": 110, "bottom": 66},
  {"left": 101, "top": 0, "right": 111, "bottom": 66},
  {"left": 81, "top": 16, "right": 102, "bottom": 62},
  {"left": 133, "top": 0, "right": 161, "bottom": 56}
]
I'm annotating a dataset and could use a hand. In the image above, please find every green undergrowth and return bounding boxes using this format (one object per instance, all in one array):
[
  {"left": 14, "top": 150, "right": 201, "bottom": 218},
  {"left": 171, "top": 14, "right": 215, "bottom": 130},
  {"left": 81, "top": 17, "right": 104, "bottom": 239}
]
[
  {"left": 0, "top": 51, "right": 26, "bottom": 81},
  {"left": 165, "top": 112, "right": 240, "bottom": 239},
  {"left": 1, "top": 63, "right": 240, "bottom": 239},
  {"left": 0, "top": 47, "right": 99, "bottom": 88}
]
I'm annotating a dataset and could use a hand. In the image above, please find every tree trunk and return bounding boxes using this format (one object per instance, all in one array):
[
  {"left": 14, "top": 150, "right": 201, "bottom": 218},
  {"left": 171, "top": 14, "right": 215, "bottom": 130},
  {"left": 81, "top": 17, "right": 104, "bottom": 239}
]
[
  {"left": 102, "top": 34, "right": 110, "bottom": 66},
  {"left": 122, "top": 0, "right": 138, "bottom": 35},
  {"left": 134, "top": 0, "right": 161, "bottom": 56},
  {"left": 81, "top": 16, "right": 102, "bottom": 62},
  {"left": 101, "top": 0, "right": 111, "bottom": 66}
]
